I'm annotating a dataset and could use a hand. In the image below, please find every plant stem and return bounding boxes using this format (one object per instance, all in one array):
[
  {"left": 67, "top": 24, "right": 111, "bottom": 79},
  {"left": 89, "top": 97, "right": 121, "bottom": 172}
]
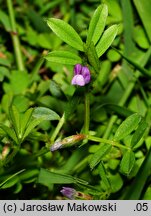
[
  {"left": 32, "top": 113, "right": 66, "bottom": 157},
  {"left": 50, "top": 113, "right": 65, "bottom": 143},
  {"left": 84, "top": 92, "right": 90, "bottom": 134},
  {"left": 33, "top": 147, "right": 49, "bottom": 158},
  {"left": 87, "top": 135, "right": 130, "bottom": 150},
  {"left": 7, "top": 0, "right": 25, "bottom": 71}
]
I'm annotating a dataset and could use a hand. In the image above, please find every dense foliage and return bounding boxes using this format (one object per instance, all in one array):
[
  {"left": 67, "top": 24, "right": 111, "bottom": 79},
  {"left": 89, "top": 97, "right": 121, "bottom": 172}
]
[{"left": 0, "top": 0, "right": 151, "bottom": 200}]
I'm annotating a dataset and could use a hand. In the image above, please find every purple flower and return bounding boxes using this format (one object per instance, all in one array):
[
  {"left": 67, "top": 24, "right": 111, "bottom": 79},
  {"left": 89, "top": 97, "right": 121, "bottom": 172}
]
[
  {"left": 60, "top": 187, "right": 76, "bottom": 199},
  {"left": 71, "top": 64, "right": 91, "bottom": 86}
]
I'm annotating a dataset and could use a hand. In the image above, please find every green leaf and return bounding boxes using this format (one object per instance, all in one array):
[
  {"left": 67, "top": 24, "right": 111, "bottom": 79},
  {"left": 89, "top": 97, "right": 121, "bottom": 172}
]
[
  {"left": 20, "top": 108, "right": 34, "bottom": 138},
  {"left": 0, "top": 10, "right": 11, "bottom": 31},
  {"left": 45, "top": 51, "right": 82, "bottom": 65},
  {"left": 108, "top": 173, "right": 123, "bottom": 193},
  {"left": 19, "top": 169, "right": 39, "bottom": 183},
  {"left": 0, "top": 169, "right": 25, "bottom": 189},
  {"left": 102, "top": 104, "right": 134, "bottom": 117},
  {"left": 133, "top": 0, "right": 151, "bottom": 43},
  {"left": 22, "top": 118, "right": 45, "bottom": 140},
  {"left": 12, "top": 95, "right": 30, "bottom": 113},
  {"left": 143, "top": 186, "right": 151, "bottom": 199},
  {"left": 47, "top": 18, "right": 84, "bottom": 51},
  {"left": 89, "top": 143, "right": 112, "bottom": 169},
  {"left": 121, "top": 0, "right": 136, "bottom": 55},
  {"left": 96, "top": 24, "right": 119, "bottom": 57},
  {"left": 124, "top": 148, "right": 151, "bottom": 199},
  {"left": 0, "top": 124, "right": 18, "bottom": 144},
  {"left": 113, "top": 48, "right": 151, "bottom": 77},
  {"left": 133, "top": 25, "right": 150, "bottom": 49},
  {"left": 114, "top": 113, "right": 142, "bottom": 141},
  {"left": 33, "top": 107, "right": 60, "bottom": 121},
  {"left": 0, "top": 66, "right": 10, "bottom": 81},
  {"left": 9, "top": 106, "right": 20, "bottom": 139},
  {"left": 49, "top": 80, "right": 66, "bottom": 99},
  {"left": 10, "top": 70, "right": 30, "bottom": 94},
  {"left": 27, "top": 8, "right": 50, "bottom": 33},
  {"left": 86, "top": 42, "right": 100, "bottom": 72},
  {"left": 120, "top": 150, "right": 135, "bottom": 175},
  {"left": 86, "top": 4, "right": 108, "bottom": 45},
  {"left": 131, "top": 119, "right": 148, "bottom": 148},
  {"left": 60, "top": 147, "right": 87, "bottom": 174},
  {"left": 98, "top": 162, "right": 111, "bottom": 189},
  {"left": 0, "top": 58, "right": 11, "bottom": 67},
  {"left": 37, "top": 168, "right": 88, "bottom": 187}
]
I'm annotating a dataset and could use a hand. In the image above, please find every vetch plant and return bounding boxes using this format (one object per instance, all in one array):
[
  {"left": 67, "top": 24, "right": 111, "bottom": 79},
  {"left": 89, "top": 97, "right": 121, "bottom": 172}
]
[
  {"left": 44, "top": 3, "right": 150, "bottom": 199},
  {"left": 45, "top": 3, "right": 119, "bottom": 138}
]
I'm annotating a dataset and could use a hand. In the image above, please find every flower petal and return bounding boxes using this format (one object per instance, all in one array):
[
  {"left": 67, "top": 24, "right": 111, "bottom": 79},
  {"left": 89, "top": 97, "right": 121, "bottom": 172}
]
[
  {"left": 74, "top": 64, "right": 82, "bottom": 75},
  {"left": 60, "top": 187, "right": 76, "bottom": 199},
  {"left": 71, "top": 75, "right": 85, "bottom": 86},
  {"left": 81, "top": 66, "right": 91, "bottom": 84}
]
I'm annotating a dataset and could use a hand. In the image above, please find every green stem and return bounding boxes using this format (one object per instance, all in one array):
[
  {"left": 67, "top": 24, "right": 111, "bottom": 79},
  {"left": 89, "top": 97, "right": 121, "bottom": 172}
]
[
  {"left": 87, "top": 135, "right": 130, "bottom": 150},
  {"left": 84, "top": 92, "right": 90, "bottom": 134},
  {"left": 31, "top": 114, "right": 66, "bottom": 158},
  {"left": 7, "top": 0, "right": 25, "bottom": 71},
  {"left": 50, "top": 113, "right": 65, "bottom": 143},
  {"left": 33, "top": 147, "right": 49, "bottom": 158}
]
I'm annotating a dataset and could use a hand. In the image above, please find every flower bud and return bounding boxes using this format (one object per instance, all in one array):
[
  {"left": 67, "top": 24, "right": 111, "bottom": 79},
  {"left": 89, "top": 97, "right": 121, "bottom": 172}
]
[{"left": 50, "top": 134, "right": 86, "bottom": 152}]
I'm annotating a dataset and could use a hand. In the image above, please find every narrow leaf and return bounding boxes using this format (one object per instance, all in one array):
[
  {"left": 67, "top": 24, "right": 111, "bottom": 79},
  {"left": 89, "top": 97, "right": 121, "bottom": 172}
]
[
  {"left": 104, "top": 104, "right": 134, "bottom": 117},
  {"left": 86, "top": 42, "right": 100, "bottom": 72},
  {"left": 89, "top": 143, "right": 112, "bottom": 169},
  {"left": 133, "top": 0, "right": 151, "bottom": 42},
  {"left": 114, "top": 113, "right": 142, "bottom": 141},
  {"left": 113, "top": 48, "right": 151, "bottom": 77},
  {"left": 20, "top": 108, "right": 34, "bottom": 138},
  {"left": 22, "top": 118, "right": 45, "bottom": 140},
  {"left": 131, "top": 119, "right": 148, "bottom": 148},
  {"left": 45, "top": 51, "right": 82, "bottom": 65},
  {"left": 49, "top": 80, "right": 66, "bottom": 99},
  {"left": 47, "top": 18, "right": 84, "bottom": 51},
  {"left": 0, "top": 10, "right": 11, "bottom": 31},
  {"left": 124, "top": 148, "right": 151, "bottom": 199},
  {"left": 0, "top": 124, "right": 18, "bottom": 143},
  {"left": 120, "top": 150, "right": 135, "bottom": 175},
  {"left": 0, "top": 169, "right": 25, "bottom": 188},
  {"left": 9, "top": 106, "right": 20, "bottom": 139},
  {"left": 37, "top": 168, "right": 88, "bottom": 186},
  {"left": 96, "top": 24, "right": 118, "bottom": 57},
  {"left": 86, "top": 4, "right": 108, "bottom": 45},
  {"left": 98, "top": 162, "right": 111, "bottom": 189},
  {"left": 33, "top": 107, "right": 60, "bottom": 121}
]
